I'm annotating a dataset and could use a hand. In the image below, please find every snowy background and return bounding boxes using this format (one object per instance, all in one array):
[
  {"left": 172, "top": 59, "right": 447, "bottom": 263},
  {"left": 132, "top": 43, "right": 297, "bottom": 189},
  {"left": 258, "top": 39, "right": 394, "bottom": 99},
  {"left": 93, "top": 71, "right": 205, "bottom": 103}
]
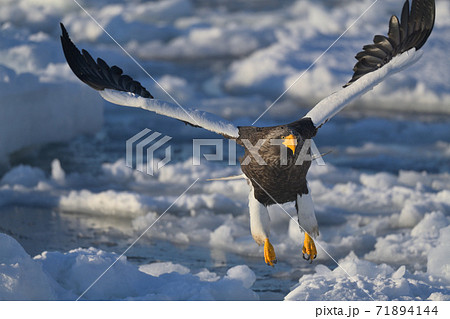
[{"left": 0, "top": 0, "right": 449, "bottom": 300}]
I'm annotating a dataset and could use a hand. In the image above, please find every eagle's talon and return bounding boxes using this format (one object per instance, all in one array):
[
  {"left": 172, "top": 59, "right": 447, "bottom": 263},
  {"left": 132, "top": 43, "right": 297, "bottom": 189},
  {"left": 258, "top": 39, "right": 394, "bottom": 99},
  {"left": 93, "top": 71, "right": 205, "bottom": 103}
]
[
  {"left": 264, "top": 238, "right": 277, "bottom": 267},
  {"left": 302, "top": 233, "right": 317, "bottom": 263}
]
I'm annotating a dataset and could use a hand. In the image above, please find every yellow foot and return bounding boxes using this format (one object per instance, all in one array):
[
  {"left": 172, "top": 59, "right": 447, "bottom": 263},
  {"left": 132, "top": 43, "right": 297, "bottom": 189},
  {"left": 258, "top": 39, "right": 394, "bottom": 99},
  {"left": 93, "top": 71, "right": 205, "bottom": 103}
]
[
  {"left": 264, "top": 238, "right": 277, "bottom": 267},
  {"left": 302, "top": 233, "right": 317, "bottom": 263}
]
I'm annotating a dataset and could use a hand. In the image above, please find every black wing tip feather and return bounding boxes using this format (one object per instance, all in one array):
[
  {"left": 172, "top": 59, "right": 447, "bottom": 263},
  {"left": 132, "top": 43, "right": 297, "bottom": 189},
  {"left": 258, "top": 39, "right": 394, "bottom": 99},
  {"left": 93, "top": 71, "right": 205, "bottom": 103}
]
[
  {"left": 344, "top": 0, "right": 435, "bottom": 87},
  {"left": 59, "top": 23, "right": 153, "bottom": 98}
]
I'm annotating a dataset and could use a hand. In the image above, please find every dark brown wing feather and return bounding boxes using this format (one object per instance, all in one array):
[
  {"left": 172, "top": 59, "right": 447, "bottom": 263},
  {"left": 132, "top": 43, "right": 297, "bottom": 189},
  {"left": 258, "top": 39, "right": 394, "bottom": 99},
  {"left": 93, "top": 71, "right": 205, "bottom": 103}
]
[
  {"left": 345, "top": 0, "right": 435, "bottom": 87},
  {"left": 60, "top": 23, "right": 205, "bottom": 129},
  {"left": 60, "top": 23, "right": 152, "bottom": 98}
]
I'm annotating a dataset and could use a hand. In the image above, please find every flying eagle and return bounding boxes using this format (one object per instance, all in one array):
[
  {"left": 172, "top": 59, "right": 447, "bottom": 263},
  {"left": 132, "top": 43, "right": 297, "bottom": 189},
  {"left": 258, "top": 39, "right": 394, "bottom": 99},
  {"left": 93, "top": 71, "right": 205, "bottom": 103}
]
[{"left": 60, "top": 0, "right": 435, "bottom": 266}]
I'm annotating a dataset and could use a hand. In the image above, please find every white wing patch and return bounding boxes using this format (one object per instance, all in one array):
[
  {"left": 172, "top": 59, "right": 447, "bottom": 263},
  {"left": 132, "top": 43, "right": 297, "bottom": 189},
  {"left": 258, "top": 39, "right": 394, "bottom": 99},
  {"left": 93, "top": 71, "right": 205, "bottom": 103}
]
[
  {"left": 304, "top": 48, "right": 423, "bottom": 128},
  {"left": 100, "top": 89, "right": 240, "bottom": 138}
]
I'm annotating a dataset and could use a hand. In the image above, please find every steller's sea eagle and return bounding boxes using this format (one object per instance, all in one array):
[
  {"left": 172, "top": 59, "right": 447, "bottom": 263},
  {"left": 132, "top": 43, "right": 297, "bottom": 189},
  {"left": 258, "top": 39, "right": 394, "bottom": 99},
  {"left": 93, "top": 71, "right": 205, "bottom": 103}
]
[{"left": 60, "top": 0, "right": 435, "bottom": 266}]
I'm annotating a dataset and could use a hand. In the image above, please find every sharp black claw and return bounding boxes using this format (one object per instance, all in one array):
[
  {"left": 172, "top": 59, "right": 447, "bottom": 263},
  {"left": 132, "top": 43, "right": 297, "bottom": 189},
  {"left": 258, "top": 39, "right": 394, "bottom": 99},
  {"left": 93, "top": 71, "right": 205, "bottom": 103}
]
[
  {"left": 273, "top": 259, "right": 278, "bottom": 264},
  {"left": 303, "top": 253, "right": 310, "bottom": 261}
]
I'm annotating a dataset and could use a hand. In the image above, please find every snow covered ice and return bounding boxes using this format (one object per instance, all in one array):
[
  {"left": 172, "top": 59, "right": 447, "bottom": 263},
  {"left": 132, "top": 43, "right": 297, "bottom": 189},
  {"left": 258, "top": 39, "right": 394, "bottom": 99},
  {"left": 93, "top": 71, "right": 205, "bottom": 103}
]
[
  {"left": 1, "top": 0, "right": 449, "bottom": 301},
  {"left": 0, "top": 233, "right": 258, "bottom": 300}
]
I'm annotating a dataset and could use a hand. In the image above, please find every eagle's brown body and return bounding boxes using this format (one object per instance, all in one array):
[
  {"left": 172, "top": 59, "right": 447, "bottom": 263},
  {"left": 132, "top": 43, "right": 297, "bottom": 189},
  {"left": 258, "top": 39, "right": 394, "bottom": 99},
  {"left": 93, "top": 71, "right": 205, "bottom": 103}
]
[{"left": 237, "top": 118, "right": 317, "bottom": 206}]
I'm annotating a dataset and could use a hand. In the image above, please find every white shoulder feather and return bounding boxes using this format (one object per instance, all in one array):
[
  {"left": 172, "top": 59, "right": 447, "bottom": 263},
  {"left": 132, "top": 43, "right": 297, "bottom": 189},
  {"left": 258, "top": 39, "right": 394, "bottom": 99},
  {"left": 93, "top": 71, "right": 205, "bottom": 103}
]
[
  {"left": 304, "top": 48, "right": 422, "bottom": 127},
  {"left": 100, "top": 89, "right": 239, "bottom": 138}
]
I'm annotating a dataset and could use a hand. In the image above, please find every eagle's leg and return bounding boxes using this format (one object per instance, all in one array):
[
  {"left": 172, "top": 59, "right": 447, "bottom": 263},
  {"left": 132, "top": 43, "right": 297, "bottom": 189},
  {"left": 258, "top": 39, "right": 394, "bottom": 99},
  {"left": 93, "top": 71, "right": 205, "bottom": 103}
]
[
  {"left": 248, "top": 187, "right": 277, "bottom": 266},
  {"left": 296, "top": 185, "right": 319, "bottom": 263}
]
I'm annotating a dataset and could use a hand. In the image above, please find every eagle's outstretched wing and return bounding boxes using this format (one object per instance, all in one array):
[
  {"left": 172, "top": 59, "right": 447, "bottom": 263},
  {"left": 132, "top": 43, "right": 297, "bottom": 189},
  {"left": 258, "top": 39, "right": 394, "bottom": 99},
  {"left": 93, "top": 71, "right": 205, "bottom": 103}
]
[
  {"left": 60, "top": 23, "right": 239, "bottom": 139},
  {"left": 303, "top": 0, "right": 435, "bottom": 128}
]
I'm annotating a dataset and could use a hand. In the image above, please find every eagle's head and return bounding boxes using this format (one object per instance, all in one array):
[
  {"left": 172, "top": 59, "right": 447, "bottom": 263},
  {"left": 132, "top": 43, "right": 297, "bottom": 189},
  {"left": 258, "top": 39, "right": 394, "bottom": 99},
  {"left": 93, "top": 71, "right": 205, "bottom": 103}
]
[
  {"left": 237, "top": 120, "right": 315, "bottom": 168},
  {"left": 262, "top": 126, "right": 301, "bottom": 161}
]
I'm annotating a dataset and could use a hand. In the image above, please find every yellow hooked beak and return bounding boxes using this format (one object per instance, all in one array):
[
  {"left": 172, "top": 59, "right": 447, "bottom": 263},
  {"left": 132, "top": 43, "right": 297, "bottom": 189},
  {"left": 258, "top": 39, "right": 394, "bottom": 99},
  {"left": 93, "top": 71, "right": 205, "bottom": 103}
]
[{"left": 282, "top": 134, "right": 297, "bottom": 154}]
